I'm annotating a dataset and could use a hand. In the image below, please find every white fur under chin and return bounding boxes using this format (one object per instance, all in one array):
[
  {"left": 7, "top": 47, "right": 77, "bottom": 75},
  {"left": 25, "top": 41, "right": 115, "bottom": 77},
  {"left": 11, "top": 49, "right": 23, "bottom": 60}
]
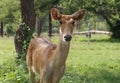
[{"left": 59, "top": 28, "right": 62, "bottom": 35}]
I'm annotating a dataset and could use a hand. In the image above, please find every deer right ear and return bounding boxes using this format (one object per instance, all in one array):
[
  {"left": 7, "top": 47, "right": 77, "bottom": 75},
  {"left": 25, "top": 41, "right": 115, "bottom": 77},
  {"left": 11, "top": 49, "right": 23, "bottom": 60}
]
[
  {"left": 72, "top": 9, "right": 86, "bottom": 20},
  {"left": 51, "top": 8, "right": 61, "bottom": 20}
]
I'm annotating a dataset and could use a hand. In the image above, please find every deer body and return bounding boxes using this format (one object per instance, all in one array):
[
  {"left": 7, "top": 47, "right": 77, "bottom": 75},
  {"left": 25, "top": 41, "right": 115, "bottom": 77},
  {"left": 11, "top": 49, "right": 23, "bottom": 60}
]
[{"left": 26, "top": 8, "right": 86, "bottom": 83}]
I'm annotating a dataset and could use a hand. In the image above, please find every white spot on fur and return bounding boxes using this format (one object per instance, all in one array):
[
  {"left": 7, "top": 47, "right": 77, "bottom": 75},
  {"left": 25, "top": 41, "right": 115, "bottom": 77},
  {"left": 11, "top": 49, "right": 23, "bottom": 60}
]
[
  {"left": 32, "top": 66, "right": 39, "bottom": 76},
  {"left": 69, "top": 18, "right": 73, "bottom": 22},
  {"left": 62, "top": 34, "right": 66, "bottom": 42},
  {"left": 59, "top": 28, "right": 62, "bottom": 35},
  {"left": 60, "top": 29, "right": 66, "bottom": 42},
  {"left": 66, "top": 18, "right": 73, "bottom": 24}
]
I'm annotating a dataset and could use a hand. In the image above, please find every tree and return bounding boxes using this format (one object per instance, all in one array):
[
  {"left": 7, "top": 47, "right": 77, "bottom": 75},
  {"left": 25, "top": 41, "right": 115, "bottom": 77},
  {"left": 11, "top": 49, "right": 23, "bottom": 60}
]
[
  {"left": 48, "top": 13, "right": 52, "bottom": 36},
  {"left": 83, "top": 0, "right": 120, "bottom": 39},
  {"left": 36, "top": 18, "right": 43, "bottom": 37},
  {"left": 0, "top": 0, "right": 20, "bottom": 35},
  {"left": 59, "top": 0, "right": 83, "bottom": 14},
  {"left": 0, "top": 21, "right": 3, "bottom": 37},
  {"left": 35, "top": 0, "right": 60, "bottom": 36},
  {"left": 14, "top": 0, "right": 36, "bottom": 59}
]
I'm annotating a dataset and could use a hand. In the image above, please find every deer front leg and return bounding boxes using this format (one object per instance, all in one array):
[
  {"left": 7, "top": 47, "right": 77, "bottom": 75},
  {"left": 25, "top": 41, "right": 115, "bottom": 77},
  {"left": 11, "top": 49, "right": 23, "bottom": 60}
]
[
  {"left": 57, "top": 65, "right": 66, "bottom": 83},
  {"left": 53, "top": 65, "right": 66, "bottom": 83},
  {"left": 40, "top": 75, "right": 53, "bottom": 83},
  {"left": 29, "top": 68, "right": 36, "bottom": 83},
  {"left": 37, "top": 79, "right": 40, "bottom": 83},
  {"left": 40, "top": 69, "right": 53, "bottom": 83},
  {"left": 40, "top": 77, "right": 52, "bottom": 83}
]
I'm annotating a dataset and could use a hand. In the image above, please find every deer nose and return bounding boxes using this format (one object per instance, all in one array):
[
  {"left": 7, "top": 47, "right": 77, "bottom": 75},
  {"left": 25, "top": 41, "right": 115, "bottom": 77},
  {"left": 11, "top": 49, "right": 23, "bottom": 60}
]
[{"left": 64, "top": 35, "right": 72, "bottom": 41}]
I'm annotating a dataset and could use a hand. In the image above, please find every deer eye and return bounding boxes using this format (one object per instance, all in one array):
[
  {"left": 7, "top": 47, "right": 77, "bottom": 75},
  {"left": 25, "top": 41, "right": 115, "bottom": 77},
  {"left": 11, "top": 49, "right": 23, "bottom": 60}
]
[
  {"left": 72, "top": 21, "right": 75, "bottom": 25},
  {"left": 59, "top": 21, "right": 62, "bottom": 24}
]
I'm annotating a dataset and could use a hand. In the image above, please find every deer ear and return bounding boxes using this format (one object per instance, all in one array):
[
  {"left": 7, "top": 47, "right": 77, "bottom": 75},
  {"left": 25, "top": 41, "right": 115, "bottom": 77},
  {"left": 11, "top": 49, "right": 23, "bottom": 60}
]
[
  {"left": 51, "top": 8, "right": 61, "bottom": 20},
  {"left": 72, "top": 9, "right": 86, "bottom": 20}
]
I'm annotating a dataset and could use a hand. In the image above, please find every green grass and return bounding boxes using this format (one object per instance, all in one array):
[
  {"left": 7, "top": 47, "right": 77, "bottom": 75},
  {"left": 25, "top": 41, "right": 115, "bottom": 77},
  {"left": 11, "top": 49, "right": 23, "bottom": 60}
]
[
  {"left": 0, "top": 35, "right": 120, "bottom": 83},
  {"left": 61, "top": 35, "right": 120, "bottom": 83},
  {"left": 0, "top": 37, "right": 16, "bottom": 82}
]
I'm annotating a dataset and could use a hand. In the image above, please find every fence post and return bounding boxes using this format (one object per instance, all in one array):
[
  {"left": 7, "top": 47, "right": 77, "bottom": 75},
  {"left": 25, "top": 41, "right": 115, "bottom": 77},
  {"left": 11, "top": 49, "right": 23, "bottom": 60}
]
[{"left": 87, "top": 22, "right": 91, "bottom": 44}]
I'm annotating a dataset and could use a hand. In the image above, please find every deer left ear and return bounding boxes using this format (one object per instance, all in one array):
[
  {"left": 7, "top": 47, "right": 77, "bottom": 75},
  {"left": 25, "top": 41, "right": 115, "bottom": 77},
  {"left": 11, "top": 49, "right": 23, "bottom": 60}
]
[
  {"left": 51, "top": 8, "right": 61, "bottom": 20},
  {"left": 72, "top": 9, "right": 86, "bottom": 20}
]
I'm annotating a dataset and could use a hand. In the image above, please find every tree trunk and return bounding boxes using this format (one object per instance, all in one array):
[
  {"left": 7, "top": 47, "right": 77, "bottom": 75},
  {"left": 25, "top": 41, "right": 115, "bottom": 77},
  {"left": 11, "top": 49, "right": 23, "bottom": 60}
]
[
  {"left": 0, "top": 21, "right": 3, "bottom": 37},
  {"left": 14, "top": 0, "right": 36, "bottom": 59},
  {"left": 102, "top": 15, "right": 120, "bottom": 39},
  {"left": 111, "top": 19, "right": 120, "bottom": 39},
  {"left": 48, "top": 13, "right": 52, "bottom": 37},
  {"left": 37, "top": 18, "right": 42, "bottom": 37}
]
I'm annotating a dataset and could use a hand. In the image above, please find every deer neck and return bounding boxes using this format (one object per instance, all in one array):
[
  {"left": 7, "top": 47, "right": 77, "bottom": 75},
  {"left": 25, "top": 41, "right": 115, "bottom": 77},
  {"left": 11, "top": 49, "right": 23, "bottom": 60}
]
[{"left": 54, "top": 35, "right": 70, "bottom": 68}]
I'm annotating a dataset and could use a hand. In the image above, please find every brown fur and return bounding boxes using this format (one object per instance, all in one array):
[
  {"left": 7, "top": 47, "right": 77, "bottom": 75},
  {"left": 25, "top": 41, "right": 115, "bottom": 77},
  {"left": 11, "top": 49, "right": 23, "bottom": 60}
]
[{"left": 26, "top": 8, "right": 86, "bottom": 83}]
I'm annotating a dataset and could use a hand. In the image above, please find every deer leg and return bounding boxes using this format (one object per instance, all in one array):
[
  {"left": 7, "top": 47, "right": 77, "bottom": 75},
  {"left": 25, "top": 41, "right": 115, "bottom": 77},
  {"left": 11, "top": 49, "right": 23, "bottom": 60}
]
[
  {"left": 53, "top": 65, "right": 66, "bottom": 83},
  {"left": 40, "top": 73, "right": 52, "bottom": 83},
  {"left": 37, "top": 79, "right": 40, "bottom": 83},
  {"left": 29, "top": 68, "right": 36, "bottom": 83},
  {"left": 58, "top": 70, "right": 65, "bottom": 82}
]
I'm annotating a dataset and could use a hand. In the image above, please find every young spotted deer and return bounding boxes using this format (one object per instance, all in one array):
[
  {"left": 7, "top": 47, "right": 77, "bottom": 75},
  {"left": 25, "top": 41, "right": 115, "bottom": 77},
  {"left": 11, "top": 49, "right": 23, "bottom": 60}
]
[{"left": 26, "top": 8, "right": 86, "bottom": 83}]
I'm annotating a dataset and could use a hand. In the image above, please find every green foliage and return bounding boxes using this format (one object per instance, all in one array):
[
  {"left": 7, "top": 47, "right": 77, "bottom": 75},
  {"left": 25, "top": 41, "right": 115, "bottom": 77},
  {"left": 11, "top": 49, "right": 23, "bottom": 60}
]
[
  {"left": 16, "top": 23, "right": 34, "bottom": 61},
  {"left": 110, "top": 20, "right": 120, "bottom": 39},
  {"left": 35, "top": 0, "right": 60, "bottom": 17},
  {"left": 0, "top": 0, "right": 20, "bottom": 35},
  {"left": 85, "top": 0, "right": 119, "bottom": 26},
  {"left": 59, "top": 0, "right": 83, "bottom": 14}
]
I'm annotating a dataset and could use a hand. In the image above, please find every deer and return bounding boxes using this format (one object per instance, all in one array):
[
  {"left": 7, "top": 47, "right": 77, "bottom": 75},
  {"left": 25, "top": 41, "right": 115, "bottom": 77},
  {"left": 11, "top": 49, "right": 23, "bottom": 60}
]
[{"left": 26, "top": 8, "right": 86, "bottom": 83}]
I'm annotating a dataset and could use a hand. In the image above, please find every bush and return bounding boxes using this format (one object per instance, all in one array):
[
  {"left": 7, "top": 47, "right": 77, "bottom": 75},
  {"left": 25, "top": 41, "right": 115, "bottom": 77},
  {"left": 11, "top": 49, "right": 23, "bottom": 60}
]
[{"left": 0, "top": 52, "right": 30, "bottom": 83}]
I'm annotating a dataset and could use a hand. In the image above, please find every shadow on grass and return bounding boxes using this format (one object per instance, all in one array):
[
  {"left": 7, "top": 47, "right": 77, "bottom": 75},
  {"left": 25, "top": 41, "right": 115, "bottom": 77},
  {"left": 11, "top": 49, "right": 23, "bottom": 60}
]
[{"left": 61, "top": 66, "right": 120, "bottom": 83}]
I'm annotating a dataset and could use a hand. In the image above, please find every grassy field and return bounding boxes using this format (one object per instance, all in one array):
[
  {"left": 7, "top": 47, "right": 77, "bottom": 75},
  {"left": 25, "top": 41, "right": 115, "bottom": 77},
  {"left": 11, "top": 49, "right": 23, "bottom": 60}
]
[{"left": 0, "top": 35, "right": 120, "bottom": 83}]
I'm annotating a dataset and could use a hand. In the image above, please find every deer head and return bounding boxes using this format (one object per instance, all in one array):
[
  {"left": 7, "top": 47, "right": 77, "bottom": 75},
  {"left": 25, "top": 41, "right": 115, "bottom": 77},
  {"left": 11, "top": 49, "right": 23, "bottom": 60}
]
[{"left": 51, "top": 8, "right": 86, "bottom": 42}]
